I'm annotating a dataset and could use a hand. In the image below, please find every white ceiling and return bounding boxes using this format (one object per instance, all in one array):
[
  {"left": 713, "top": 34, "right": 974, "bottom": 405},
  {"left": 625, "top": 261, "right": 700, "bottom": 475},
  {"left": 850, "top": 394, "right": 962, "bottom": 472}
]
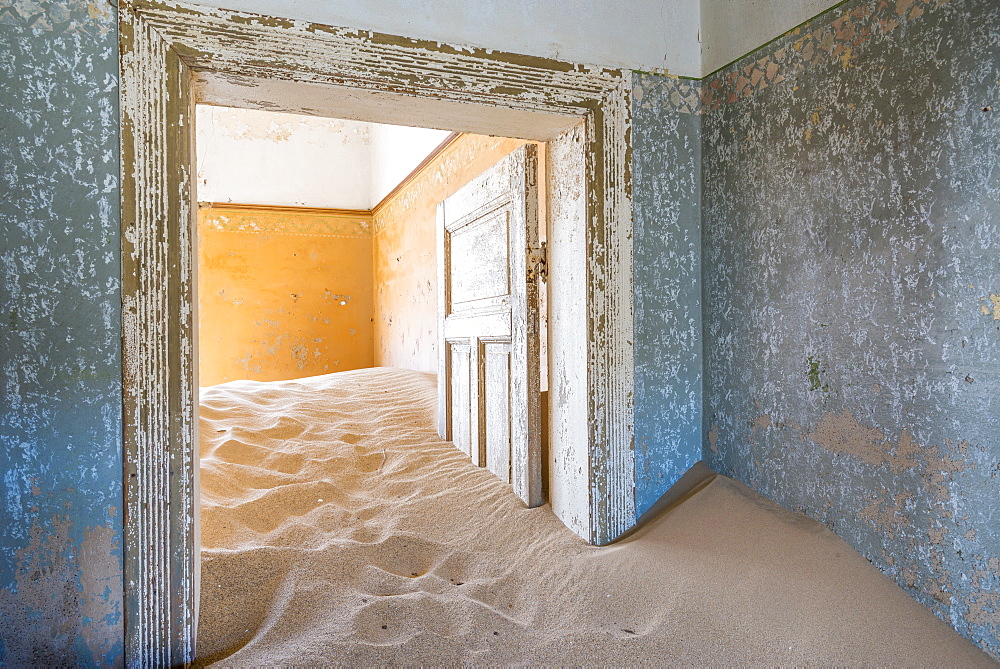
[{"left": 196, "top": 105, "right": 452, "bottom": 210}]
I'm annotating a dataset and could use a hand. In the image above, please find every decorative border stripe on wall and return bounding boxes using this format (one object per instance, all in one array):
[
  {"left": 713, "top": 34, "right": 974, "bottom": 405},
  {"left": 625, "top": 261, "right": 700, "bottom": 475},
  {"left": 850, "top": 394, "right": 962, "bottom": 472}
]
[
  {"left": 643, "top": 0, "right": 953, "bottom": 114},
  {"left": 199, "top": 204, "right": 373, "bottom": 237}
]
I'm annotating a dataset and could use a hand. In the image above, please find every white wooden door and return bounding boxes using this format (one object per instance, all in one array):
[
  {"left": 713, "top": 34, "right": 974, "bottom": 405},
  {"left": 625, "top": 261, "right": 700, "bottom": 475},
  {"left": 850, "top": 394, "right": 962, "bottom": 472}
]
[{"left": 437, "top": 144, "right": 543, "bottom": 507}]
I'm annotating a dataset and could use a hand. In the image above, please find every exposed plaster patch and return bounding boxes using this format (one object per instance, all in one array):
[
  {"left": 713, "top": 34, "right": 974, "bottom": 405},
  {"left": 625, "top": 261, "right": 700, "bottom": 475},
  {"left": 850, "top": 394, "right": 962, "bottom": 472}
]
[
  {"left": 0, "top": 517, "right": 78, "bottom": 664},
  {"left": 966, "top": 558, "right": 1000, "bottom": 636},
  {"left": 859, "top": 491, "right": 914, "bottom": 539},
  {"left": 0, "top": 515, "right": 121, "bottom": 666},
  {"left": 708, "top": 424, "right": 720, "bottom": 454},
  {"left": 980, "top": 293, "right": 1000, "bottom": 320},
  {"left": 79, "top": 520, "right": 123, "bottom": 664},
  {"left": 921, "top": 439, "right": 974, "bottom": 504},
  {"left": 805, "top": 410, "right": 923, "bottom": 472}
]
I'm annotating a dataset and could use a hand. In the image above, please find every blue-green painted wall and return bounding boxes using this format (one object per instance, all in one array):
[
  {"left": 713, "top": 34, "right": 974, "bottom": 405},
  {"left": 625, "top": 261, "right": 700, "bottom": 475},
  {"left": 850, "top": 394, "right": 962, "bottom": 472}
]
[
  {"left": 631, "top": 78, "right": 703, "bottom": 517},
  {"left": 1, "top": 0, "right": 996, "bottom": 662},
  {"left": 700, "top": 0, "right": 999, "bottom": 657},
  {"left": 0, "top": 1, "right": 123, "bottom": 665}
]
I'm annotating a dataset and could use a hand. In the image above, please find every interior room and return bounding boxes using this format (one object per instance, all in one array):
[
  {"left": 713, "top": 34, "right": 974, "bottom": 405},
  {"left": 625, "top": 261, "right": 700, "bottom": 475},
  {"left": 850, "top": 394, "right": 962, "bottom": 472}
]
[
  {"left": 193, "top": 106, "right": 564, "bottom": 661},
  {"left": 194, "top": 106, "right": 452, "bottom": 384},
  {"left": 1, "top": 0, "right": 997, "bottom": 665}
]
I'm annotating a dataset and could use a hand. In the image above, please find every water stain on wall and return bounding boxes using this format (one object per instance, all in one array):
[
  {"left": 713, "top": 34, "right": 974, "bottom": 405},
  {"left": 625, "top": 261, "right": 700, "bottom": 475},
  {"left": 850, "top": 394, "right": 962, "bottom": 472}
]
[
  {"left": 980, "top": 293, "right": 1000, "bottom": 320},
  {"left": 0, "top": 512, "right": 122, "bottom": 666}
]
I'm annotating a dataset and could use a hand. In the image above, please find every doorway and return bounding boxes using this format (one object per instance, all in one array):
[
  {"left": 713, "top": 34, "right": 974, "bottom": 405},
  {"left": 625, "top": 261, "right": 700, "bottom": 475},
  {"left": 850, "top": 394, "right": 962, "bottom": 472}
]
[
  {"left": 120, "top": 3, "right": 634, "bottom": 663},
  {"left": 193, "top": 105, "right": 549, "bottom": 500},
  {"left": 193, "top": 109, "right": 552, "bottom": 661},
  {"left": 194, "top": 106, "right": 451, "bottom": 384}
]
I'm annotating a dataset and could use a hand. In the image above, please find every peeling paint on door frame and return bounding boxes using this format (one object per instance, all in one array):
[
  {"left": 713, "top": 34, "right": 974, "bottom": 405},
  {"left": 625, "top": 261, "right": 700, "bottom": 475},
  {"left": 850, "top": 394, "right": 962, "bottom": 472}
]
[{"left": 119, "top": 1, "right": 635, "bottom": 663}]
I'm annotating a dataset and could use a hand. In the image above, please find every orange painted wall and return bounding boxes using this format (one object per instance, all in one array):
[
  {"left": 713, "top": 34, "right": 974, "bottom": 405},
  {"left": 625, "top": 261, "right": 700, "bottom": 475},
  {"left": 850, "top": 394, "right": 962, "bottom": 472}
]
[
  {"left": 373, "top": 134, "right": 544, "bottom": 373},
  {"left": 198, "top": 206, "right": 374, "bottom": 386}
]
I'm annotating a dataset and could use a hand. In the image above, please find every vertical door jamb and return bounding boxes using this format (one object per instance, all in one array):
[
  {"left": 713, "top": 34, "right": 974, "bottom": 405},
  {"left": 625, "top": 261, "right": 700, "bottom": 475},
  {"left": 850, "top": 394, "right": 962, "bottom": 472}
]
[
  {"left": 436, "top": 202, "right": 452, "bottom": 442},
  {"left": 120, "top": 3, "right": 199, "bottom": 664}
]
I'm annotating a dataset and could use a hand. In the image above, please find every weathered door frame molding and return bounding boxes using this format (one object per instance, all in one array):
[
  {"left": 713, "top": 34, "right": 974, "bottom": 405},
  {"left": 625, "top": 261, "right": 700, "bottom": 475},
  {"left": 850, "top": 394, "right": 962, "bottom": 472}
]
[{"left": 120, "top": 1, "right": 634, "bottom": 663}]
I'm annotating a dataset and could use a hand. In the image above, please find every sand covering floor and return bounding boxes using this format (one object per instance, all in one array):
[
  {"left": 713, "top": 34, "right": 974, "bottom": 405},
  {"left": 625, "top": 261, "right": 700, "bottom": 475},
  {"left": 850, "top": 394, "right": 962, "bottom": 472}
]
[{"left": 196, "top": 367, "right": 992, "bottom": 666}]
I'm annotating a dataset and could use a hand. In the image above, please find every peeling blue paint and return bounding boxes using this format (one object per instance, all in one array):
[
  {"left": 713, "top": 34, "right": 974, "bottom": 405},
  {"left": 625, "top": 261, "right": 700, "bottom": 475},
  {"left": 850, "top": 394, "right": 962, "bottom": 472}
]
[
  {"left": 1, "top": 0, "right": 996, "bottom": 662},
  {"left": 0, "top": 0, "right": 123, "bottom": 665},
  {"left": 700, "top": 0, "right": 1000, "bottom": 658},
  {"left": 631, "top": 76, "right": 703, "bottom": 517}
]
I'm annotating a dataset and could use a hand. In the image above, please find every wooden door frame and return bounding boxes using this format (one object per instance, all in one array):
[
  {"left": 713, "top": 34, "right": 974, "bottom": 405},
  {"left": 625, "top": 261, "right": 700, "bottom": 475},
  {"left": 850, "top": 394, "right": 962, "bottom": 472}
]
[{"left": 120, "top": 1, "right": 634, "bottom": 663}]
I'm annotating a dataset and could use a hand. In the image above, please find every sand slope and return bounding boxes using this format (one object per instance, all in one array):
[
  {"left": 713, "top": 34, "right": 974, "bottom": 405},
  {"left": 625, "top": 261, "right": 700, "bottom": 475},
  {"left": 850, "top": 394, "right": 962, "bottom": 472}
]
[{"left": 196, "top": 367, "right": 993, "bottom": 666}]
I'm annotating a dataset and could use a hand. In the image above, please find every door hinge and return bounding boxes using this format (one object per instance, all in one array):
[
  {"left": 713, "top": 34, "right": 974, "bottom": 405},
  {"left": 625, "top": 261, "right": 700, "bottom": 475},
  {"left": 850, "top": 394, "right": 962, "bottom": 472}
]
[{"left": 532, "top": 242, "right": 548, "bottom": 281}]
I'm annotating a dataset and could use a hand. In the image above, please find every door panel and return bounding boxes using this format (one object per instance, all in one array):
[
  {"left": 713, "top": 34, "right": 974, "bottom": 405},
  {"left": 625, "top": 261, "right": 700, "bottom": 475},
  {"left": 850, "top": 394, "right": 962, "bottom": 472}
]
[
  {"left": 482, "top": 339, "right": 512, "bottom": 484},
  {"left": 437, "top": 144, "right": 542, "bottom": 506},
  {"left": 448, "top": 340, "right": 474, "bottom": 461},
  {"left": 448, "top": 208, "right": 511, "bottom": 307},
  {"left": 545, "top": 122, "right": 590, "bottom": 534}
]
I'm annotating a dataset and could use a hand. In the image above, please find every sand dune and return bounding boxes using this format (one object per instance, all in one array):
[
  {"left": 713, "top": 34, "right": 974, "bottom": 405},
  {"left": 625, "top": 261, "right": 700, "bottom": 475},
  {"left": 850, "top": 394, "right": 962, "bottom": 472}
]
[{"left": 195, "top": 367, "right": 992, "bottom": 666}]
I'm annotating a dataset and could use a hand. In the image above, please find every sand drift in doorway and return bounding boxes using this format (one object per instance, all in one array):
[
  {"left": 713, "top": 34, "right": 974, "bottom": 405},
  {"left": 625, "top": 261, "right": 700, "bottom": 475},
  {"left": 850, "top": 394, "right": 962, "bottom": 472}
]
[{"left": 194, "top": 368, "right": 988, "bottom": 665}]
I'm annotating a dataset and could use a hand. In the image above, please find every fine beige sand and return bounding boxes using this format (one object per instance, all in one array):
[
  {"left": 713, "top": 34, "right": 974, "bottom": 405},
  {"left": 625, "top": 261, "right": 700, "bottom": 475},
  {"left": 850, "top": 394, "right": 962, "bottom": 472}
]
[{"left": 195, "top": 367, "right": 993, "bottom": 666}]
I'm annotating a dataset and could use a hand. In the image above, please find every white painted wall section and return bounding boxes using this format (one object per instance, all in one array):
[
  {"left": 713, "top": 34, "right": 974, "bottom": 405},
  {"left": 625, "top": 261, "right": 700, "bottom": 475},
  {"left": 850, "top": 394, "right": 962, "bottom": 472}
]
[
  {"left": 189, "top": 0, "right": 850, "bottom": 79},
  {"left": 370, "top": 124, "right": 451, "bottom": 203},
  {"left": 196, "top": 105, "right": 374, "bottom": 208},
  {"left": 700, "top": 0, "right": 844, "bottom": 75},
  {"left": 197, "top": 105, "right": 451, "bottom": 209},
  {"left": 185, "top": 0, "right": 703, "bottom": 77}
]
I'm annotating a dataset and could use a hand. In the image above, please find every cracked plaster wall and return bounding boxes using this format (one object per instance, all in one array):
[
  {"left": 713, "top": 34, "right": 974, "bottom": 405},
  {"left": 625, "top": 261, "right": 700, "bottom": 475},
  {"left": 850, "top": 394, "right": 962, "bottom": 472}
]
[
  {"left": 631, "top": 77, "right": 704, "bottom": 517},
  {"left": 2, "top": 0, "right": 997, "bottom": 661},
  {"left": 697, "top": 0, "right": 999, "bottom": 657},
  {"left": 0, "top": 0, "right": 123, "bottom": 665}
]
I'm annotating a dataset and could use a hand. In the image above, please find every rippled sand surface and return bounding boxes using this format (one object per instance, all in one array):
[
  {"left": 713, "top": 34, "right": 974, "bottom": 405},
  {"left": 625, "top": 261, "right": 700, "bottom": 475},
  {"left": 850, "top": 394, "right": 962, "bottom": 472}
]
[{"left": 195, "top": 367, "right": 990, "bottom": 666}]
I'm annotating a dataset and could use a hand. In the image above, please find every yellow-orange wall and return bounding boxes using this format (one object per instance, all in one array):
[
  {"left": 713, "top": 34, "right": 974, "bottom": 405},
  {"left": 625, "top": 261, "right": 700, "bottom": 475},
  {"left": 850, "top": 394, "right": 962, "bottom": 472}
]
[
  {"left": 198, "top": 206, "right": 374, "bottom": 386},
  {"left": 373, "top": 134, "right": 543, "bottom": 372}
]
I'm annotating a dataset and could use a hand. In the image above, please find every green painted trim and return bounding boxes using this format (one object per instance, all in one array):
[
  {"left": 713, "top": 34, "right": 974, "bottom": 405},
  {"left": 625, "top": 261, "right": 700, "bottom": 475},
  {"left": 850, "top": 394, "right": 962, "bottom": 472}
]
[{"left": 633, "top": 0, "right": 855, "bottom": 82}]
